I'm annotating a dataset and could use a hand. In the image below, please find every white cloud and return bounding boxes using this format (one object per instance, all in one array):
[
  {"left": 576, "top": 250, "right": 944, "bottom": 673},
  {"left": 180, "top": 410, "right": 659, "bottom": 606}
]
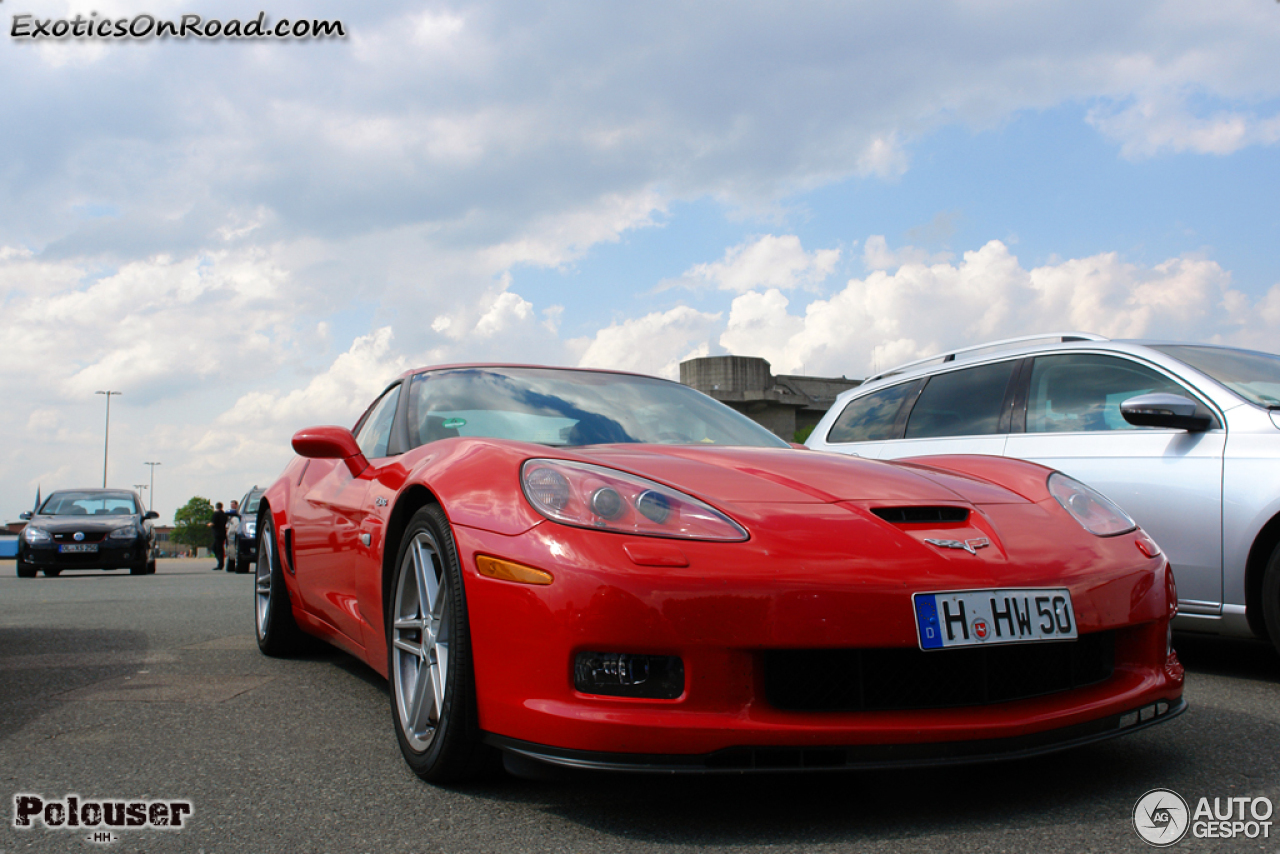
[
  {"left": 862, "top": 235, "right": 954, "bottom": 271},
  {"left": 1088, "top": 94, "right": 1280, "bottom": 159},
  {"left": 575, "top": 306, "right": 723, "bottom": 379},
  {"left": 672, "top": 235, "right": 840, "bottom": 293},
  {"left": 715, "top": 238, "right": 1271, "bottom": 378}
]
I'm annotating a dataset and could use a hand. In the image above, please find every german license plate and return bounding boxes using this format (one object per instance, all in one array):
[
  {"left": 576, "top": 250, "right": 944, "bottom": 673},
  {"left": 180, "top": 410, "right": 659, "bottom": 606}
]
[
  {"left": 59, "top": 543, "right": 98, "bottom": 553},
  {"left": 914, "top": 588, "right": 1076, "bottom": 650}
]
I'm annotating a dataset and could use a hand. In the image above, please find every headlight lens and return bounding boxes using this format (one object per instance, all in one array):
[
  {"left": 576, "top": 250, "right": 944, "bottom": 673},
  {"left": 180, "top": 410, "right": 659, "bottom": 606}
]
[
  {"left": 521, "top": 459, "right": 748, "bottom": 541},
  {"left": 23, "top": 526, "right": 51, "bottom": 544},
  {"left": 1047, "top": 472, "right": 1137, "bottom": 537},
  {"left": 242, "top": 519, "right": 257, "bottom": 539},
  {"left": 108, "top": 525, "right": 138, "bottom": 540}
]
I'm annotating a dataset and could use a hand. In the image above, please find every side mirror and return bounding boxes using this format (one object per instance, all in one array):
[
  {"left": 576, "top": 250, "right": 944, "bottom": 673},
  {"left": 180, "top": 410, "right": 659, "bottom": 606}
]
[
  {"left": 144, "top": 511, "right": 159, "bottom": 520},
  {"left": 1120, "top": 393, "right": 1211, "bottom": 432},
  {"left": 19, "top": 511, "right": 32, "bottom": 520},
  {"left": 292, "top": 425, "right": 370, "bottom": 476}
]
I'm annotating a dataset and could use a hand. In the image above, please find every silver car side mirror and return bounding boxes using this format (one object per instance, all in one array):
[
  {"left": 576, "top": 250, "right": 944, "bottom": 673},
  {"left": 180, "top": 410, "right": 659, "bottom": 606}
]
[{"left": 1120, "top": 393, "right": 1211, "bottom": 432}]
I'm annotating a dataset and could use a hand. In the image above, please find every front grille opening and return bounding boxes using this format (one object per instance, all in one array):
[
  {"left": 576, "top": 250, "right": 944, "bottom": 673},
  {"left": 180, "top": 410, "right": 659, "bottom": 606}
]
[
  {"left": 870, "top": 506, "right": 969, "bottom": 524},
  {"left": 764, "top": 632, "right": 1114, "bottom": 712}
]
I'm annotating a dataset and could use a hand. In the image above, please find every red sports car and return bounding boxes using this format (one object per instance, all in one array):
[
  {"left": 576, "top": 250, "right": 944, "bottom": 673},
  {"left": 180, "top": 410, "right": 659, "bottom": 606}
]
[{"left": 254, "top": 364, "right": 1184, "bottom": 782}]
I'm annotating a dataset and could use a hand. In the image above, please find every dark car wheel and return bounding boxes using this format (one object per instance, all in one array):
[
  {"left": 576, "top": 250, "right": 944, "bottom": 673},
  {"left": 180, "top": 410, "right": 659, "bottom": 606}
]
[
  {"left": 130, "top": 559, "right": 148, "bottom": 575},
  {"left": 226, "top": 557, "right": 237, "bottom": 574},
  {"left": 255, "top": 515, "right": 310, "bottom": 656},
  {"left": 16, "top": 557, "right": 37, "bottom": 578},
  {"left": 42, "top": 568, "right": 61, "bottom": 577},
  {"left": 1261, "top": 543, "right": 1280, "bottom": 657},
  {"left": 389, "top": 504, "right": 493, "bottom": 783}
]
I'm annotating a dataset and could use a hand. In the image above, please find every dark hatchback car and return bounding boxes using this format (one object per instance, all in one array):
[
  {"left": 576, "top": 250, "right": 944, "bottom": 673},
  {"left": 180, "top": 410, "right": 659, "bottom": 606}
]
[
  {"left": 17, "top": 489, "right": 159, "bottom": 577},
  {"left": 225, "top": 486, "right": 264, "bottom": 574}
]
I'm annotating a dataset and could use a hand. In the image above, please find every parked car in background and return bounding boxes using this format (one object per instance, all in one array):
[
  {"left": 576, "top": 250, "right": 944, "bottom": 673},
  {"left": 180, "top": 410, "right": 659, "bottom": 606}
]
[
  {"left": 225, "top": 486, "right": 264, "bottom": 574},
  {"left": 807, "top": 333, "right": 1280, "bottom": 653},
  {"left": 254, "top": 363, "right": 1182, "bottom": 784},
  {"left": 17, "top": 488, "right": 158, "bottom": 577}
]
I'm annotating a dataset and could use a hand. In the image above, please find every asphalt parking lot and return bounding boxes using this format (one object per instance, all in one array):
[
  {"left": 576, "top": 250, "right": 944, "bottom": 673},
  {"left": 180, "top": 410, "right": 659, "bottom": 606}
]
[{"left": 1, "top": 558, "right": 1278, "bottom": 854}]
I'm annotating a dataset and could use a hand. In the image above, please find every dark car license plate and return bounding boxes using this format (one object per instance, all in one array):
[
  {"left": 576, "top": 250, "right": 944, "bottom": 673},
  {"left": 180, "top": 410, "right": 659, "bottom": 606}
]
[{"left": 58, "top": 543, "right": 98, "bottom": 553}]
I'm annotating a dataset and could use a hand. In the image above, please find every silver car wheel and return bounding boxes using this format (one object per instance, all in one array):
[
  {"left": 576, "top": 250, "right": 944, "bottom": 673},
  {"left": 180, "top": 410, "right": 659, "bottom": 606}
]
[
  {"left": 392, "top": 528, "right": 451, "bottom": 753},
  {"left": 255, "top": 528, "right": 274, "bottom": 641}
]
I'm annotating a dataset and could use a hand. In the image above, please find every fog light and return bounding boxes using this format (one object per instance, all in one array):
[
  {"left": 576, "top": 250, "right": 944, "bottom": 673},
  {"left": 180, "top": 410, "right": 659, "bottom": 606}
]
[{"left": 574, "top": 652, "right": 684, "bottom": 699}]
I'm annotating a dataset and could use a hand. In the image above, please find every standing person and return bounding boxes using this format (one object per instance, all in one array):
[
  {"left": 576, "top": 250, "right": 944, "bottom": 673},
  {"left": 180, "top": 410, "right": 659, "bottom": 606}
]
[{"left": 209, "top": 502, "right": 229, "bottom": 571}]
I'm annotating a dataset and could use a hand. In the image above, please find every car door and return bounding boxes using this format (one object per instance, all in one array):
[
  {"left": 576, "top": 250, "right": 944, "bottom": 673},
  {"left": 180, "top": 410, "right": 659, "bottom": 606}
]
[
  {"left": 1003, "top": 352, "right": 1226, "bottom": 613},
  {"left": 294, "top": 383, "right": 402, "bottom": 646},
  {"left": 874, "top": 359, "right": 1019, "bottom": 461}
]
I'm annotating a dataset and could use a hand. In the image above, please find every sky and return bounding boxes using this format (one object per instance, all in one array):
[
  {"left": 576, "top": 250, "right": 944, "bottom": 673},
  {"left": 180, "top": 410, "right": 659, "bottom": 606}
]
[{"left": 2, "top": 0, "right": 1279, "bottom": 524}]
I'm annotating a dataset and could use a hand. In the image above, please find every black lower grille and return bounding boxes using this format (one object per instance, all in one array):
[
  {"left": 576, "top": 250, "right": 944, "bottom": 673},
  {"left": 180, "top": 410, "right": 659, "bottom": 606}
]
[{"left": 764, "top": 632, "right": 1114, "bottom": 712}]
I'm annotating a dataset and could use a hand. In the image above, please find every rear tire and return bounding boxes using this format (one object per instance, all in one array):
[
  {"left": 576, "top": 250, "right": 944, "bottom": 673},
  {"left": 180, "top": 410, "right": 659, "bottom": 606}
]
[
  {"left": 255, "top": 515, "right": 310, "bottom": 656},
  {"left": 388, "top": 504, "right": 493, "bottom": 783}
]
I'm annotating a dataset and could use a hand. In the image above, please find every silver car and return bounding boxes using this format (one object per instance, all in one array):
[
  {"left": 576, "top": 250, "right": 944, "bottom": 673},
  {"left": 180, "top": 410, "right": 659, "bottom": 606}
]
[{"left": 806, "top": 333, "right": 1280, "bottom": 652}]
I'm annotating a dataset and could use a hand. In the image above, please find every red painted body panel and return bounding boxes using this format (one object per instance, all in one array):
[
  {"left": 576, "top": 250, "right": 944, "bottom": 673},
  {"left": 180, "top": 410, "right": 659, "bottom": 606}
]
[{"left": 260, "top": 409, "right": 1183, "bottom": 761}]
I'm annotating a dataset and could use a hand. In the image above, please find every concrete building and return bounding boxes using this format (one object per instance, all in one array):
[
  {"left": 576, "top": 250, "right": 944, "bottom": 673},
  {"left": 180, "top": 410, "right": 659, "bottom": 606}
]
[{"left": 679, "top": 355, "right": 860, "bottom": 441}]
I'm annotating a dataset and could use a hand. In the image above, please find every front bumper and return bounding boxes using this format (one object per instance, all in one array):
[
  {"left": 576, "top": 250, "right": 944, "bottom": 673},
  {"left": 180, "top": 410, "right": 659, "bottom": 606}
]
[
  {"left": 489, "top": 696, "right": 1186, "bottom": 773},
  {"left": 22, "top": 543, "right": 146, "bottom": 570},
  {"left": 235, "top": 535, "right": 258, "bottom": 565},
  {"left": 450, "top": 500, "right": 1185, "bottom": 761}
]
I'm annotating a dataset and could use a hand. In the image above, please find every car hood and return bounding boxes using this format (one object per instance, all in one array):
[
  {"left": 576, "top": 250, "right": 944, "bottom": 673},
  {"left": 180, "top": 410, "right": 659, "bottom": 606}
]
[{"left": 567, "top": 445, "right": 1031, "bottom": 507}]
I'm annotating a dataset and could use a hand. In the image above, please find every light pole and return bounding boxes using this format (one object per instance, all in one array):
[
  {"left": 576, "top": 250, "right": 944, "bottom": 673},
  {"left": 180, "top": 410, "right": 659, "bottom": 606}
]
[
  {"left": 96, "top": 390, "right": 122, "bottom": 487},
  {"left": 145, "top": 461, "right": 161, "bottom": 515},
  {"left": 133, "top": 484, "right": 148, "bottom": 506}
]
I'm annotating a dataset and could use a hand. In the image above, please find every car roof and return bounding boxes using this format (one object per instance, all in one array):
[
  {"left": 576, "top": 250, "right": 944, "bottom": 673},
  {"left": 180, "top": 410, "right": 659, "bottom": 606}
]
[{"left": 839, "top": 334, "right": 1273, "bottom": 407}]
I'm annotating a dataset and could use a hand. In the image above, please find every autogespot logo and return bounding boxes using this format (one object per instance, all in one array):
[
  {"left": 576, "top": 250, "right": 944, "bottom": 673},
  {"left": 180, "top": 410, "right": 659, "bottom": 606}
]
[{"left": 1134, "top": 789, "right": 1190, "bottom": 846}]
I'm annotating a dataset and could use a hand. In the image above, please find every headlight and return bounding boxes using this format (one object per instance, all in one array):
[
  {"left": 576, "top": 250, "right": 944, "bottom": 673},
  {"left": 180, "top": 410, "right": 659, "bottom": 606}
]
[
  {"left": 108, "top": 525, "right": 138, "bottom": 540},
  {"left": 521, "top": 459, "right": 748, "bottom": 541},
  {"left": 1047, "top": 472, "right": 1137, "bottom": 537},
  {"left": 23, "top": 526, "right": 51, "bottom": 544},
  {"left": 242, "top": 519, "right": 257, "bottom": 538}
]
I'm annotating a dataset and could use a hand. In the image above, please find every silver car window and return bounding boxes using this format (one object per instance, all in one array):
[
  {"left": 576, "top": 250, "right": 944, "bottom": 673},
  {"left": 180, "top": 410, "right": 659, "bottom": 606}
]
[
  {"left": 826, "top": 380, "right": 920, "bottom": 443},
  {"left": 1152, "top": 345, "right": 1280, "bottom": 408},
  {"left": 1027, "top": 354, "right": 1192, "bottom": 433},
  {"left": 904, "top": 361, "right": 1016, "bottom": 439}
]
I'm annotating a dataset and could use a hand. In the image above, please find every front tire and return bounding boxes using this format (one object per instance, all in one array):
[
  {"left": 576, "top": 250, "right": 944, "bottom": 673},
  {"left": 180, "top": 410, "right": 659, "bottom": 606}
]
[
  {"left": 42, "top": 568, "right": 61, "bottom": 577},
  {"left": 16, "top": 554, "right": 36, "bottom": 578},
  {"left": 1261, "top": 543, "right": 1280, "bottom": 657},
  {"left": 389, "top": 505, "right": 491, "bottom": 783},
  {"left": 255, "top": 515, "right": 309, "bottom": 656}
]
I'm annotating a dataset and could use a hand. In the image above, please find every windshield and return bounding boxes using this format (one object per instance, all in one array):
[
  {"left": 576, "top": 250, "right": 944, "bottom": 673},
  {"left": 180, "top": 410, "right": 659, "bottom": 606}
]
[
  {"left": 40, "top": 492, "right": 139, "bottom": 516},
  {"left": 406, "top": 367, "right": 789, "bottom": 449},
  {"left": 1153, "top": 345, "right": 1280, "bottom": 408},
  {"left": 244, "top": 493, "right": 262, "bottom": 513}
]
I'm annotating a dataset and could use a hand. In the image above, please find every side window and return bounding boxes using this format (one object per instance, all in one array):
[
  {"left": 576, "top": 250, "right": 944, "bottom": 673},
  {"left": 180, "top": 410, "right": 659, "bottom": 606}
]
[
  {"left": 354, "top": 384, "right": 402, "bottom": 459},
  {"left": 826, "top": 381, "right": 920, "bottom": 443},
  {"left": 904, "top": 361, "right": 1017, "bottom": 439},
  {"left": 1027, "top": 354, "right": 1197, "bottom": 433}
]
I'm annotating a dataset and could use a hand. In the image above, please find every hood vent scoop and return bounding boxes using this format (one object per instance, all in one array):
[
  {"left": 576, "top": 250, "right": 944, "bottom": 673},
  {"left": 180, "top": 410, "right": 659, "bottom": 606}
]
[{"left": 871, "top": 506, "right": 969, "bottom": 524}]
